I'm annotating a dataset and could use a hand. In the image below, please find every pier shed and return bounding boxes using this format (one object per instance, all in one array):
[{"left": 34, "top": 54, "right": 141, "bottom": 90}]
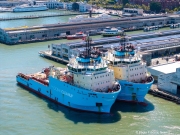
[{"left": 148, "top": 62, "right": 180, "bottom": 94}]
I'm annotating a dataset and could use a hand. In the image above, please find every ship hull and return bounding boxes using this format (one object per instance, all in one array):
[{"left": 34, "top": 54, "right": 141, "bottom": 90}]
[
  {"left": 67, "top": 36, "right": 86, "bottom": 40},
  {"left": 102, "top": 32, "right": 121, "bottom": 37},
  {"left": 13, "top": 7, "right": 48, "bottom": 12},
  {"left": 16, "top": 75, "right": 120, "bottom": 113},
  {"left": 117, "top": 79, "right": 153, "bottom": 102}
]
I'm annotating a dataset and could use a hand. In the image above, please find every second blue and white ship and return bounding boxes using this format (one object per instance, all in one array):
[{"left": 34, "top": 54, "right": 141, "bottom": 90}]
[
  {"left": 105, "top": 36, "right": 154, "bottom": 103},
  {"left": 16, "top": 37, "right": 121, "bottom": 113}
]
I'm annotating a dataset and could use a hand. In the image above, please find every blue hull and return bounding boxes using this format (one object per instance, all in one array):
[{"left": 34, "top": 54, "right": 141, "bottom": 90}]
[
  {"left": 16, "top": 76, "right": 120, "bottom": 113},
  {"left": 117, "top": 80, "right": 153, "bottom": 102}
]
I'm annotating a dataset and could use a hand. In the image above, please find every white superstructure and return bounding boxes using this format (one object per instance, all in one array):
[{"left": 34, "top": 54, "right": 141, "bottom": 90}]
[
  {"left": 68, "top": 13, "right": 112, "bottom": 23},
  {"left": 102, "top": 27, "right": 124, "bottom": 37},
  {"left": 67, "top": 55, "right": 118, "bottom": 92},
  {"left": 106, "top": 48, "right": 149, "bottom": 83},
  {"left": 13, "top": 4, "right": 48, "bottom": 12}
]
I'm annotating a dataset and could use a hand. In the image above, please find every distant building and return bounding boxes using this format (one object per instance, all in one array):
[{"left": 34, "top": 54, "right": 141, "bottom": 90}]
[
  {"left": 128, "top": 0, "right": 180, "bottom": 10},
  {"left": 35, "top": 1, "right": 92, "bottom": 12},
  {"left": 36, "top": 0, "right": 66, "bottom": 9},
  {"left": 51, "top": 43, "right": 120, "bottom": 60},
  {"left": 78, "top": 2, "right": 91, "bottom": 12},
  {"left": 66, "top": 2, "right": 73, "bottom": 10},
  {"left": 62, "top": 2, "right": 91, "bottom": 12},
  {"left": 123, "top": 8, "right": 143, "bottom": 16},
  {"left": 0, "top": 1, "right": 27, "bottom": 8}
]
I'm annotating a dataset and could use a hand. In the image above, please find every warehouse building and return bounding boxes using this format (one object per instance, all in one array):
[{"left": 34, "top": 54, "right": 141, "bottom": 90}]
[{"left": 148, "top": 62, "right": 180, "bottom": 95}]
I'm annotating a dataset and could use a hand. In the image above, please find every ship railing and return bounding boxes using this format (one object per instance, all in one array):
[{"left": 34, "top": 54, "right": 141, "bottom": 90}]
[
  {"left": 31, "top": 77, "right": 49, "bottom": 86},
  {"left": 62, "top": 81, "right": 114, "bottom": 93},
  {"left": 18, "top": 73, "right": 30, "bottom": 80},
  {"left": 73, "top": 62, "right": 106, "bottom": 68}
]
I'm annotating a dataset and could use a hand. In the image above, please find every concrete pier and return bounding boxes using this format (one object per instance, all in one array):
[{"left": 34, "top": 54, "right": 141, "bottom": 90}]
[
  {"left": 2, "top": 14, "right": 179, "bottom": 45},
  {"left": 0, "top": 12, "right": 100, "bottom": 21},
  {"left": 39, "top": 33, "right": 180, "bottom": 65},
  {"left": 39, "top": 50, "right": 68, "bottom": 64},
  {"left": 149, "top": 84, "right": 180, "bottom": 104}
]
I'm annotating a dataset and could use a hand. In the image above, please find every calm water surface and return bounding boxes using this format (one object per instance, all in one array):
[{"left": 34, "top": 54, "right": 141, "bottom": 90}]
[
  {"left": 0, "top": 11, "right": 180, "bottom": 135},
  {"left": 0, "top": 10, "right": 118, "bottom": 29},
  {"left": 0, "top": 10, "right": 75, "bottom": 28},
  {"left": 0, "top": 39, "right": 180, "bottom": 135}
]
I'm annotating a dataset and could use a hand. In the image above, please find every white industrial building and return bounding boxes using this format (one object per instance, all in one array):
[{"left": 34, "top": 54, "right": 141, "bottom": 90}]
[
  {"left": 123, "top": 8, "right": 143, "bottom": 16},
  {"left": 51, "top": 42, "right": 120, "bottom": 59},
  {"left": 36, "top": 0, "right": 67, "bottom": 9},
  {"left": 78, "top": 2, "right": 91, "bottom": 12},
  {"left": 148, "top": 62, "right": 180, "bottom": 95},
  {"left": 35, "top": 1, "right": 91, "bottom": 11}
]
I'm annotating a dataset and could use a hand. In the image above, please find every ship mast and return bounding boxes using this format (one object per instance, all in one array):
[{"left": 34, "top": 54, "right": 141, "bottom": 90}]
[
  {"left": 120, "top": 32, "right": 126, "bottom": 51},
  {"left": 85, "top": 34, "right": 92, "bottom": 58}
]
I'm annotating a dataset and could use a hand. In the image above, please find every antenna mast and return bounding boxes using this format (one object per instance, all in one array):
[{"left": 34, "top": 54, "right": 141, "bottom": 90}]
[
  {"left": 120, "top": 32, "right": 126, "bottom": 51},
  {"left": 85, "top": 34, "right": 92, "bottom": 58}
]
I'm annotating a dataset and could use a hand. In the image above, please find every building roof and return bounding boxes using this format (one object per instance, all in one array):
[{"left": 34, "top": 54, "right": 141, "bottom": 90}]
[
  {"left": 129, "top": 33, "right": 180, "bottom": 49},
  {"left": 148, "top": 62, "right": 180, "bottom": 76}
]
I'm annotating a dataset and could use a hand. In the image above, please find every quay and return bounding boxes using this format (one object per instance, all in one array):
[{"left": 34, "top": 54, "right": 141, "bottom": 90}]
[
  {"left": 2, "top": 25, "right": 180, "bottom": 45},
  {"left": 39, "top": 33, "right": 180, "bottom": 65},
  {"left": 1, "top": 14, "right": 180, "bottom": 45},
  {"left": 39, "top": 50, "right": 68, "bottom": 64},
  {"left": 0, "top": 12, "right": 100, "bottom": 21},
  {"left": 149, "top": 85, "right": 180, "bottom": 104}
]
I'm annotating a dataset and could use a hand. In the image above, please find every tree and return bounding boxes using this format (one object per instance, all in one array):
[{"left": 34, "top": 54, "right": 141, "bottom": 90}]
[
  {"left": 142, "top": 4, "right": 149, "bottom": 11},
  {"left": 150, "top": 2, "right": 162, "bottom": 13},
  {"left": 165, "top": 8, "right": 169, "bottom": 13},
  {"left": 122, "top": 0, "right": 129, "bottom": 6},
  {"left": 174, "top": 8, "right": 178, "bottom": 12}
]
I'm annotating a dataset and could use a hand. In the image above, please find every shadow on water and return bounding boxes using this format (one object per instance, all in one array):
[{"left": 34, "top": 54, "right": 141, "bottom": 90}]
[
  {"left": 17, "top": 84, "right": 121, "bottom": 124},
  {"left": 111, "top": 99, "right": 155, "bottom": 113},
  {"left": 17, "top": 84, "right": 154, "bottom": 124},
  {"left": 47, "top": 101, "right": 121, "bottom": 124}
]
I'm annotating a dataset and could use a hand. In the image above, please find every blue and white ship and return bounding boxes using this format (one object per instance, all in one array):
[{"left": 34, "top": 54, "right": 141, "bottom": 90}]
[
  {"left": 13, "top": 4, "right": 48, "bottom": 12},
  {"left": 102, "top": 27, "right": 124, "bottom": 37},
  {"left": 16, "top": 37, "right": 121, "bottom": 113},
  {"left": 105, "top": 36, "right": 153, "bottom": 103}
]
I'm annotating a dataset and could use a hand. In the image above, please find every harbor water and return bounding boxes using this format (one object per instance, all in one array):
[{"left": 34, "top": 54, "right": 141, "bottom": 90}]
[{"left": 0, "top": 10, "right": 180, "bottom": 135}]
